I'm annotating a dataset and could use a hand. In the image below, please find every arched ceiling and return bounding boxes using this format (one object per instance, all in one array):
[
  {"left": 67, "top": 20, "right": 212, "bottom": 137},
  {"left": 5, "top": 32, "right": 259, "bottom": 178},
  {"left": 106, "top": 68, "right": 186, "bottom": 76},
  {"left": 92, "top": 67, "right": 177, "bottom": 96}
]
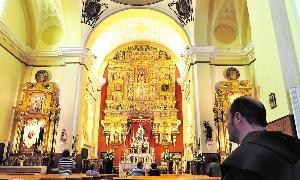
[{"left": 87, "top": 9, "right": 190, "bottom": 76}]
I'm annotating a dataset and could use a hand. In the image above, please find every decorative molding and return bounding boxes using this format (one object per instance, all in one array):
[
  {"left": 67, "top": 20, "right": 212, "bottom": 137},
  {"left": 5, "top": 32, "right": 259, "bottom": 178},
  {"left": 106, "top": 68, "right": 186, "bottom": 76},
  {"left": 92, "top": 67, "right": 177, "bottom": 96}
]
[
  {"left": 81, "top": 0, "right": 109, "bottom": 28},
  {"left": 180, "top": 44, "right": 256, "bottom": 92},
  {"left": 0, "top": 21, "right": 31, "bottom": 64},
  {"left": 110, "top": 0, "right": 163, "bottom": 6},
  {"left": 243, "top": 42, "right": 255, "bottom": 62},
  {"left": 0, "top": 20, "right": 97, "bottom": 69},
  {"left": 168, "top": 0, "right": 194, "bottom": 26}
]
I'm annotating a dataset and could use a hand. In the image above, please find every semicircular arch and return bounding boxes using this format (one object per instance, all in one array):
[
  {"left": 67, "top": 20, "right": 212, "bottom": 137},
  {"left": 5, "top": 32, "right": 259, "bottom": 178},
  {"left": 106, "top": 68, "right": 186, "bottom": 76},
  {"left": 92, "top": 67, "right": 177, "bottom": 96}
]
[{"left": 87, "top": 8, "right": 190, "bottom": 76}]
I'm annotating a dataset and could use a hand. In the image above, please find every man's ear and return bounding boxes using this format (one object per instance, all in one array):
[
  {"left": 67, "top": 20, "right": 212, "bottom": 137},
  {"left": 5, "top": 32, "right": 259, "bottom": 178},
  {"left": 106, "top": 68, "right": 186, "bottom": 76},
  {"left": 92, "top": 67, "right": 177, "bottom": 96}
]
[{"left": 234, "top": 112, "right": 242, "bottom": 125}]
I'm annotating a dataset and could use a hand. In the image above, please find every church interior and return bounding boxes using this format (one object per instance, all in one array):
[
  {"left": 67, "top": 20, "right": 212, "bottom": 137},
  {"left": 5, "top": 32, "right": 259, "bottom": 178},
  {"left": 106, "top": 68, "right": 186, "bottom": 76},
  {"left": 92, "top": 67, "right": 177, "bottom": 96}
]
[{"left": 0, "top": 0, "right": 300, "bottom": 179}]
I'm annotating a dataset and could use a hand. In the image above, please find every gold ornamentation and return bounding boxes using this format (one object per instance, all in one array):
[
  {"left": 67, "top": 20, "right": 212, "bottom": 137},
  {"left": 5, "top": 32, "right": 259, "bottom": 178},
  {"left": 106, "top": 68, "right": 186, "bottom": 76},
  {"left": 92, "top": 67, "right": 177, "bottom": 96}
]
[
  {"left": 35, "top": 70, "right": 49, "bottom": 82},
  {"left": 102, "top": 41, "right": 181, "bottom": 147},
  {"left": 213, "top": 67, "right": 252, "bottom": 162},
  {"left": 13, "top": 70, "right": 60, "bottom": 153}
]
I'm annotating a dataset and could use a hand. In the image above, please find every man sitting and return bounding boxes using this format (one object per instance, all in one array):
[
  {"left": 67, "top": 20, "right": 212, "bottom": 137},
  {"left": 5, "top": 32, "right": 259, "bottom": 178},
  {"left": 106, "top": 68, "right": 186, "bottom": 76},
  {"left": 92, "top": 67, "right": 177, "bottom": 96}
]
[
  {"left": 148, "top": 163, "right": 160, "bottom": 176},
  {"left": 131, "top": 161, "right": 145, "bottom": 176},
  {"left": 58, "top": 149, "right": 75, "bottom": 175}
]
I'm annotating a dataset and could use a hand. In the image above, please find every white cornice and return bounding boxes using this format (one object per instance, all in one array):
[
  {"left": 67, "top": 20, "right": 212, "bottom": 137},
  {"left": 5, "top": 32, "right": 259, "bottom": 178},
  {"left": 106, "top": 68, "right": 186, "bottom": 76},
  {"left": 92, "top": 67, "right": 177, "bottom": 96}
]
[
  {"left": 0, "top": 20, "right": 97, "bottom": 68},
  {"left": 180, "top": 44, "right": 255, "bottom": 87},
  {"left": 186, "top": 46, "right": 216, "bottom": 59},
  {"left": 0, "top": 20, "right": 31, "bottom": 63},
  {"left": 185, "top": 45, "right": 249, "bottom": 60}
]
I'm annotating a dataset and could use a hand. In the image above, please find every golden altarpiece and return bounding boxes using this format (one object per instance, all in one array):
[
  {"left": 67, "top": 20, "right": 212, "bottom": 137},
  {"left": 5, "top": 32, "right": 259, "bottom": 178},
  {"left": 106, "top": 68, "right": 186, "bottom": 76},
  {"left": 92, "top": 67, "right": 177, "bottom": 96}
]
[
  {"left": 13, "top": 70, "right": 60, "bottom": 154},
  {"left": 101, "top": 41, "right": 181, "bottom": 148},
  {"left": 213, "top": 67, "right": 253, "bottom": 162}
]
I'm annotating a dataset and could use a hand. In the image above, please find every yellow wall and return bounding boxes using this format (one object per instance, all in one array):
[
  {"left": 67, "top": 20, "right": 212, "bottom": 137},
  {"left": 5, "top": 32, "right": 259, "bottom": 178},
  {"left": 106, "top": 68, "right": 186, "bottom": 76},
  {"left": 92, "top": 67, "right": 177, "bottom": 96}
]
[
  {"left": 0, "top": 46, "right": 25, "bottom": 142},
  {"left": 247, "top": 0, "right": 290, "bottom": 122},
  {"left": 1, "top": 0, "right": 27, "bottom": 44},
  {"left": 61, "top": 0, "right": 81, "bottom": 46},
  {"left": 284, "top": 0, "right": 300, "bottom": 81}
]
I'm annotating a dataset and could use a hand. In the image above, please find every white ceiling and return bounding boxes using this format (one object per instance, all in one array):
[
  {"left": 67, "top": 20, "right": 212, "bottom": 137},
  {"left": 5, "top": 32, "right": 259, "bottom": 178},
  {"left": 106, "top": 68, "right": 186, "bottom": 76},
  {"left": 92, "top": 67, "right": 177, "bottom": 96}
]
[{"left": 92, "top": 16, "right": 187, "bottom": 75}]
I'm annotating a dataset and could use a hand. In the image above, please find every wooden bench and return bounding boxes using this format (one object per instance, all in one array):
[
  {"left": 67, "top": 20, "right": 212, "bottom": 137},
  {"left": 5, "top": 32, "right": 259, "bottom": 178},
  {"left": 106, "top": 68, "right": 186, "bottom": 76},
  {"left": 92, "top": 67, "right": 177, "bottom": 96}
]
[{"left": 0, "top": 173, "right": 221, "bottom": 180}]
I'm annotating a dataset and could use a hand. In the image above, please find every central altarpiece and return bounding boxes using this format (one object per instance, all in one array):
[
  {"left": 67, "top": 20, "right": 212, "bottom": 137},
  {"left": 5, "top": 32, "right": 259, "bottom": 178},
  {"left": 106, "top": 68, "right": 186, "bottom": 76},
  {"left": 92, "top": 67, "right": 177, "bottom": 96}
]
[
  {"left": 102, "top": 41, "right": 181, "bottom": 148},
  {"left": 99, "top": 42, "right": 183, "bottom": 169}
]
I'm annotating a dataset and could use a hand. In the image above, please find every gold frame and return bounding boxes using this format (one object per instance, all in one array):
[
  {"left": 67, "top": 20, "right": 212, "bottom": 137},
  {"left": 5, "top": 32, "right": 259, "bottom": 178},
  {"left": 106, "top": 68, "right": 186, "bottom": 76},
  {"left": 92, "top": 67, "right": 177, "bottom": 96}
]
[
  {"left": 213, "top": 67, "right": 253, "bottom": 161},
  {"left": 102, "top": 41, "right": 181, "bottom": 148},
  {"left": 13, "top": 70, "right": 60, "bottom": 153}
]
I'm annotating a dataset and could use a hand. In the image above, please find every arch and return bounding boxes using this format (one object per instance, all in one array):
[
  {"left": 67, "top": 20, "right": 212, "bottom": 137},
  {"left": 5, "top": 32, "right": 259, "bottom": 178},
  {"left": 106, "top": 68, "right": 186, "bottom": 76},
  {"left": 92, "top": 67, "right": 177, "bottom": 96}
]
[
  {"left": 20, "top": 0, "right": 37, "bottom": 48},
  {"left": 98, "top": 40, "right": 179, "bottom": 79},
  {"left": 85, "top": 8, "right": 192, "bottom": 47},
  {"left": 86, "top": 8, "right": 191, "bottom": 76}
]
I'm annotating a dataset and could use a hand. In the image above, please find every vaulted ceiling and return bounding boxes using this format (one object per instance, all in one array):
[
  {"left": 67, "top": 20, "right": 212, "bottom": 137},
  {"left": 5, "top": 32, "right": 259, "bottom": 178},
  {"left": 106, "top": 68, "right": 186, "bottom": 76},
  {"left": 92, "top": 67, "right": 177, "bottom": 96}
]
[{"left": 0, "top": 0, "right": 251, "bottom": 75}]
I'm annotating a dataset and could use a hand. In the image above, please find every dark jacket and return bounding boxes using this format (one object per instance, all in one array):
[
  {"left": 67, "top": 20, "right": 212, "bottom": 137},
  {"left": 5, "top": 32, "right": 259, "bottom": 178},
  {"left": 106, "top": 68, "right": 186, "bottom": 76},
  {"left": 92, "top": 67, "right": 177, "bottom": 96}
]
[
  {"left": 148, "top": 168, "right": 161, "bottom": 176},
  {"left": 221, "top": 131, "right": 300, "bottom": 180},
  {"left": 206, "top": 162, "right": 221, "bottom": 177}
]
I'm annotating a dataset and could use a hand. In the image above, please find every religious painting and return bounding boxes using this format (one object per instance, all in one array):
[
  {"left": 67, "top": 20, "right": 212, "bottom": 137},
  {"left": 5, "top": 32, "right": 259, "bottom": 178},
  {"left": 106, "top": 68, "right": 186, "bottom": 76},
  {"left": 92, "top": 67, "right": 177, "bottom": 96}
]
[
  {"left": 29, "top": 93, "right": 45, "bottom": 113},
  {"left": 269, "top": 93, "right": 277, "bottom": 109},
  {"left": 136, "top": 65, "right": 147, "bottom": 83},
  {"left": 20, "top": 118, "right": 46, "bottom": 153}
]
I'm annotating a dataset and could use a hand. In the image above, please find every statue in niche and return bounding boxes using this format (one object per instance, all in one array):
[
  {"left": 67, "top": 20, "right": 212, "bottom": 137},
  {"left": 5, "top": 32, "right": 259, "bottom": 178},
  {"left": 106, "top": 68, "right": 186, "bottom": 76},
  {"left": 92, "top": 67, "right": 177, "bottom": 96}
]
[
  {"left": 136, "top": 125, "right": 145, "bottom": 142},
  {"left": 136, "top": 86, "right": 146, "bottom": 100},
  {"left": 161, "top": 83, "right": 169, "bottom": 92},
  {"left": 161, "top": 129, "right": 168, "bottom": 142},
  {"left": 137, "top": 67, "right": 146, "bottom": 83},
  {"left": 115, "top": 83, "right": 121, "bottom": 91},
  {"left": 114, "top": 131, "right": 120, "bottom": 142},
  {"left": 60, "top": 128, "right": 67, "bottom": 143}
]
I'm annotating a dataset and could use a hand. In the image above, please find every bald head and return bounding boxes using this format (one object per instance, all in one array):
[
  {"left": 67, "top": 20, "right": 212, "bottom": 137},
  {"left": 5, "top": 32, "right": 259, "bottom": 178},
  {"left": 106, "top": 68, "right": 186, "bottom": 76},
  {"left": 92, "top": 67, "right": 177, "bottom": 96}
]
[{"left": 229, "top": 96, "right": 267, "bottom": 127}]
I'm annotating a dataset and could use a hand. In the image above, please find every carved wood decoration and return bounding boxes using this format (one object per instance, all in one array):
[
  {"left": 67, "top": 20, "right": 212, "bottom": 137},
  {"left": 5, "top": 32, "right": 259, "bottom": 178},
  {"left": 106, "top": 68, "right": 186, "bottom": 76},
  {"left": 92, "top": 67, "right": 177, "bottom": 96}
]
[
  {"left": 81, "top": 0, "right": 109, "bottom": 28},
  {"left": 110, "top": 0, "right": 163, "bottom": 6},
  {"left": 102, "top": 41, "right": 181, "bottom": 148},
  {"left": 13, "top": 70, "right": 60, "bottom": 154},
  {"left": 168, "top": 0, "right": 194, "bottom": 26},
  {"left": 213, "top": 67, "right": 253, "bottom": 162}
]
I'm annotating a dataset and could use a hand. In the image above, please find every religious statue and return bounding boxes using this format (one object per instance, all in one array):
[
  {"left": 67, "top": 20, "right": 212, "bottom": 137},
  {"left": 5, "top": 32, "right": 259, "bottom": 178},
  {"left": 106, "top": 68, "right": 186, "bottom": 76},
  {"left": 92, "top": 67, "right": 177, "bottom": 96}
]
[
  {"left": 136, "top": 125, "right": 145, "bottom": 141},
  {"left": 161, "top": 83, "right": 169, "bottom": 91},
  {"left": 137, "top": 67, "right": 146, "bottom": 83},
  {"left": 60, "top": 128, "right": 67, "bottom": 143}
]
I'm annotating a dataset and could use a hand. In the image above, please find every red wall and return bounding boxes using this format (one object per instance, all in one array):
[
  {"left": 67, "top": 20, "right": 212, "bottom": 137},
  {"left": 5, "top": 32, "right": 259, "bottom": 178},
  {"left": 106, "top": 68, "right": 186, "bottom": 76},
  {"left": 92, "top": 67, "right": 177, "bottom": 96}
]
[{"left": 98, "top": 67, "right": 184, "bottom": 165}]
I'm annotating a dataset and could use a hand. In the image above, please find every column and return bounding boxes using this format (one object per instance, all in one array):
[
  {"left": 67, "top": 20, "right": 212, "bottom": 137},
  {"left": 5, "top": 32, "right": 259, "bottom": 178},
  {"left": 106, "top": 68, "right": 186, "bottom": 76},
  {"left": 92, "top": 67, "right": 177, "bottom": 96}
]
[
  {"left": 55, "top": 62, "right": 85, "bottom": 153},
  {"left": 187, "top": 46, "right": 217, "bottom": 153}
]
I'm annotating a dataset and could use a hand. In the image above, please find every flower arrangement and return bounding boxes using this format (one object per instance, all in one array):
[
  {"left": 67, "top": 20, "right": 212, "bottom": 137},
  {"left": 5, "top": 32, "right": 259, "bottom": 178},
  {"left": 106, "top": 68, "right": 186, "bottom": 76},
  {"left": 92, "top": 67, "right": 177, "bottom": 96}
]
[
  {"left": 17, "top": 155, "right": 28, "bottom": 166},
  {"left": 161, "top": 152, "right": 174, "bottom": 162},
  {"left": 130, "top": 143, "right": 138, "bottom": 150},
  {"left": 141, "top": 142, "right": 149, "bottom": 153},
  {"left": 103, "top": 150, "right": 115, "bottom": 161},
  {"left": 193, "top": 152, "right": 205, "bottom": 165},
  {"left": 130, "top": 143, "right": 138, "bottom": 153}
]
